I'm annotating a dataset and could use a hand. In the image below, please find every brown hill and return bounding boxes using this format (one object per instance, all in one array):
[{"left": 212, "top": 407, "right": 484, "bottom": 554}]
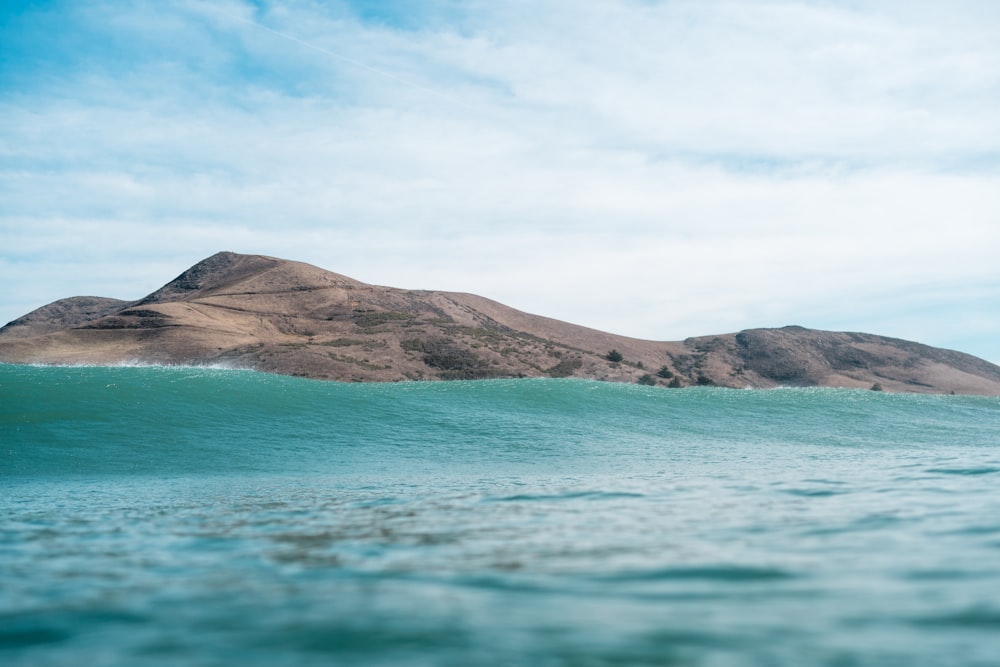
[{"left": 2, "top": 251, "right": 999, "bottom": 394}]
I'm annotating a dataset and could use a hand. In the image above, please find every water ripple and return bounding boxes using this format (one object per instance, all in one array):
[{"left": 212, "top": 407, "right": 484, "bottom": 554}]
[
  {"left": 485, "top": 490, "right": 646, "bottom": 503},
  {"left": 925, "top": 467, "right": 1000, "bottom": 475},
  {"left": 589, "top": 565, "right": 799, "bottom": 583}
]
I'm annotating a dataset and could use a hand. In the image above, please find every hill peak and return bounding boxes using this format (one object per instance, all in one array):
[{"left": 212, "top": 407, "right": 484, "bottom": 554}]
[{"left": 136, "top": 252, "right": 281, "bottom": 305}]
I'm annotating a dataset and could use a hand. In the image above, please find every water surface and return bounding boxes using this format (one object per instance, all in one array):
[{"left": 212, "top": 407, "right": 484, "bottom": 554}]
[{"left": 3, "top": 364, "right": 1000, "bottom": 665}]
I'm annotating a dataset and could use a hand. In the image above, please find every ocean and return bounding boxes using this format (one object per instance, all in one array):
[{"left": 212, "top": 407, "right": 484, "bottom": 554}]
[{"left": 3, "top": 363, "right": 1000, "bottom": 666}]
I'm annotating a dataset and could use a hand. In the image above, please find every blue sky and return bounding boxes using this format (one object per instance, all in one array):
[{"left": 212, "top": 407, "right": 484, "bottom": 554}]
[{"left": 2, "top": 0, "right": 999, "bottom": 362}]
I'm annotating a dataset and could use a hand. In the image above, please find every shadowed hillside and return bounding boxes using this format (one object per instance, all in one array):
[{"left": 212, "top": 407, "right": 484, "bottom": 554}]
[{"left": 3, "top": 252, "right": 999, "bottom": 394}]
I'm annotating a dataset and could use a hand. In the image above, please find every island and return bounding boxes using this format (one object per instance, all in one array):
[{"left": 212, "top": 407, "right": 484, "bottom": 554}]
[{"left": 3, "top": 252, "right": 999, "bottom": 394}]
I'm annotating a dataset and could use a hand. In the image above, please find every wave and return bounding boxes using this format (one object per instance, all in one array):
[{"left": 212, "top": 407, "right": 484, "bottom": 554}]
[{"left": 4, "top": 363, "right": 1000, "bottom": 480}]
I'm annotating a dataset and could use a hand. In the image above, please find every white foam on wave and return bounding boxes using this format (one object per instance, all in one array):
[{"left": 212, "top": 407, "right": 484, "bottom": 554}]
[
  {"left": 118, "top": 359, "right": 255, "bottom": 372},
  {"left": 23, "top": 359, "right": 258, "bottom": 373}
]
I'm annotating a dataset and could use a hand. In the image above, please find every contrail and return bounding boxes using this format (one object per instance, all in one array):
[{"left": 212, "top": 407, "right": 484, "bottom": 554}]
[{"left": 222, "top": 11, "right": 480, "bottom": 112}]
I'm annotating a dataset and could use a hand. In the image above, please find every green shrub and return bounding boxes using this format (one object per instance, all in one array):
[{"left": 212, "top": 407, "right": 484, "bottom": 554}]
[
  {"left": 637, "top": 374, "right": 656, "bottom": 386},
  {"left": 656, "top": 365, "right": 673, "bottom": 379},
  {"left": 606, "top": 349, "right": 623, "bottom": 363}
]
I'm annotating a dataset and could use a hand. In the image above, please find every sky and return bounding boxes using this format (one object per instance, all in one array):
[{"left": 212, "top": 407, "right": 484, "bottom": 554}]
[{"left": 2, "top": 0, "right": 999, "bottom": 362}]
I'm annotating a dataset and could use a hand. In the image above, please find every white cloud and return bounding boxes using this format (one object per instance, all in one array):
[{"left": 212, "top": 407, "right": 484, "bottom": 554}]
[{"left": 1, "top": 0, "right": 998, "bottom": 362}]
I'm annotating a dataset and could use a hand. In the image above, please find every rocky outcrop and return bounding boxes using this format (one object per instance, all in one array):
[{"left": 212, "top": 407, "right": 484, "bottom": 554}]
[{"left": 3, "top": 252, "right": 999, "bottom": 394}]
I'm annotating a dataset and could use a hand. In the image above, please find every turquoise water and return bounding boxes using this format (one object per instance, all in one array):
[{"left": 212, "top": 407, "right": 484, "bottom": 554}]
[{"left": 3, "top": 364, "right": 1000, "bottom": 666}]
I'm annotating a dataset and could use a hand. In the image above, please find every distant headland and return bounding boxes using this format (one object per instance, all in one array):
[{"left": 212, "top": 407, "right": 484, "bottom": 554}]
[{"left": 3, "top": 251, "right": 999, "bottom": 394}]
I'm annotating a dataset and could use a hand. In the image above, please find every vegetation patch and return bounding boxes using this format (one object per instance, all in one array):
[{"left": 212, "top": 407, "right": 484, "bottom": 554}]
[
  {"left": 399, "top": 337, "right": 501, "bottom": 380},
  {"left": 401, "top": 338, "right": 426, "bottom": 353},
  {"left": 118, "top": 309, "right": 171, "bottom": 319},
  {"left": 670, "top": 353, "right": 706, "bottom": 377},
  {"left": 327, "top": 352, "right": 391, "bottom": 371},
  {"left": 353, "top": 311, "right": 413, "bottom": 328},
  {"left": 443, "top": 325, "right": 508, "bottom": 345},
  {"left": 691, "top": 337, "right": 723, "bottom": 353},
  {"left": 546, "top": 358, "right": 583, "bottom": 378},
  {"left": 320, "top": 338, "right": 366, "bottom": 347}
]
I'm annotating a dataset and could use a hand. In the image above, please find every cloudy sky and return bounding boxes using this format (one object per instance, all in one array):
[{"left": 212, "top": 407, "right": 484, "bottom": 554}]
[{"left": 2, "top": 0, "right": 999, "bottom": 362}]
